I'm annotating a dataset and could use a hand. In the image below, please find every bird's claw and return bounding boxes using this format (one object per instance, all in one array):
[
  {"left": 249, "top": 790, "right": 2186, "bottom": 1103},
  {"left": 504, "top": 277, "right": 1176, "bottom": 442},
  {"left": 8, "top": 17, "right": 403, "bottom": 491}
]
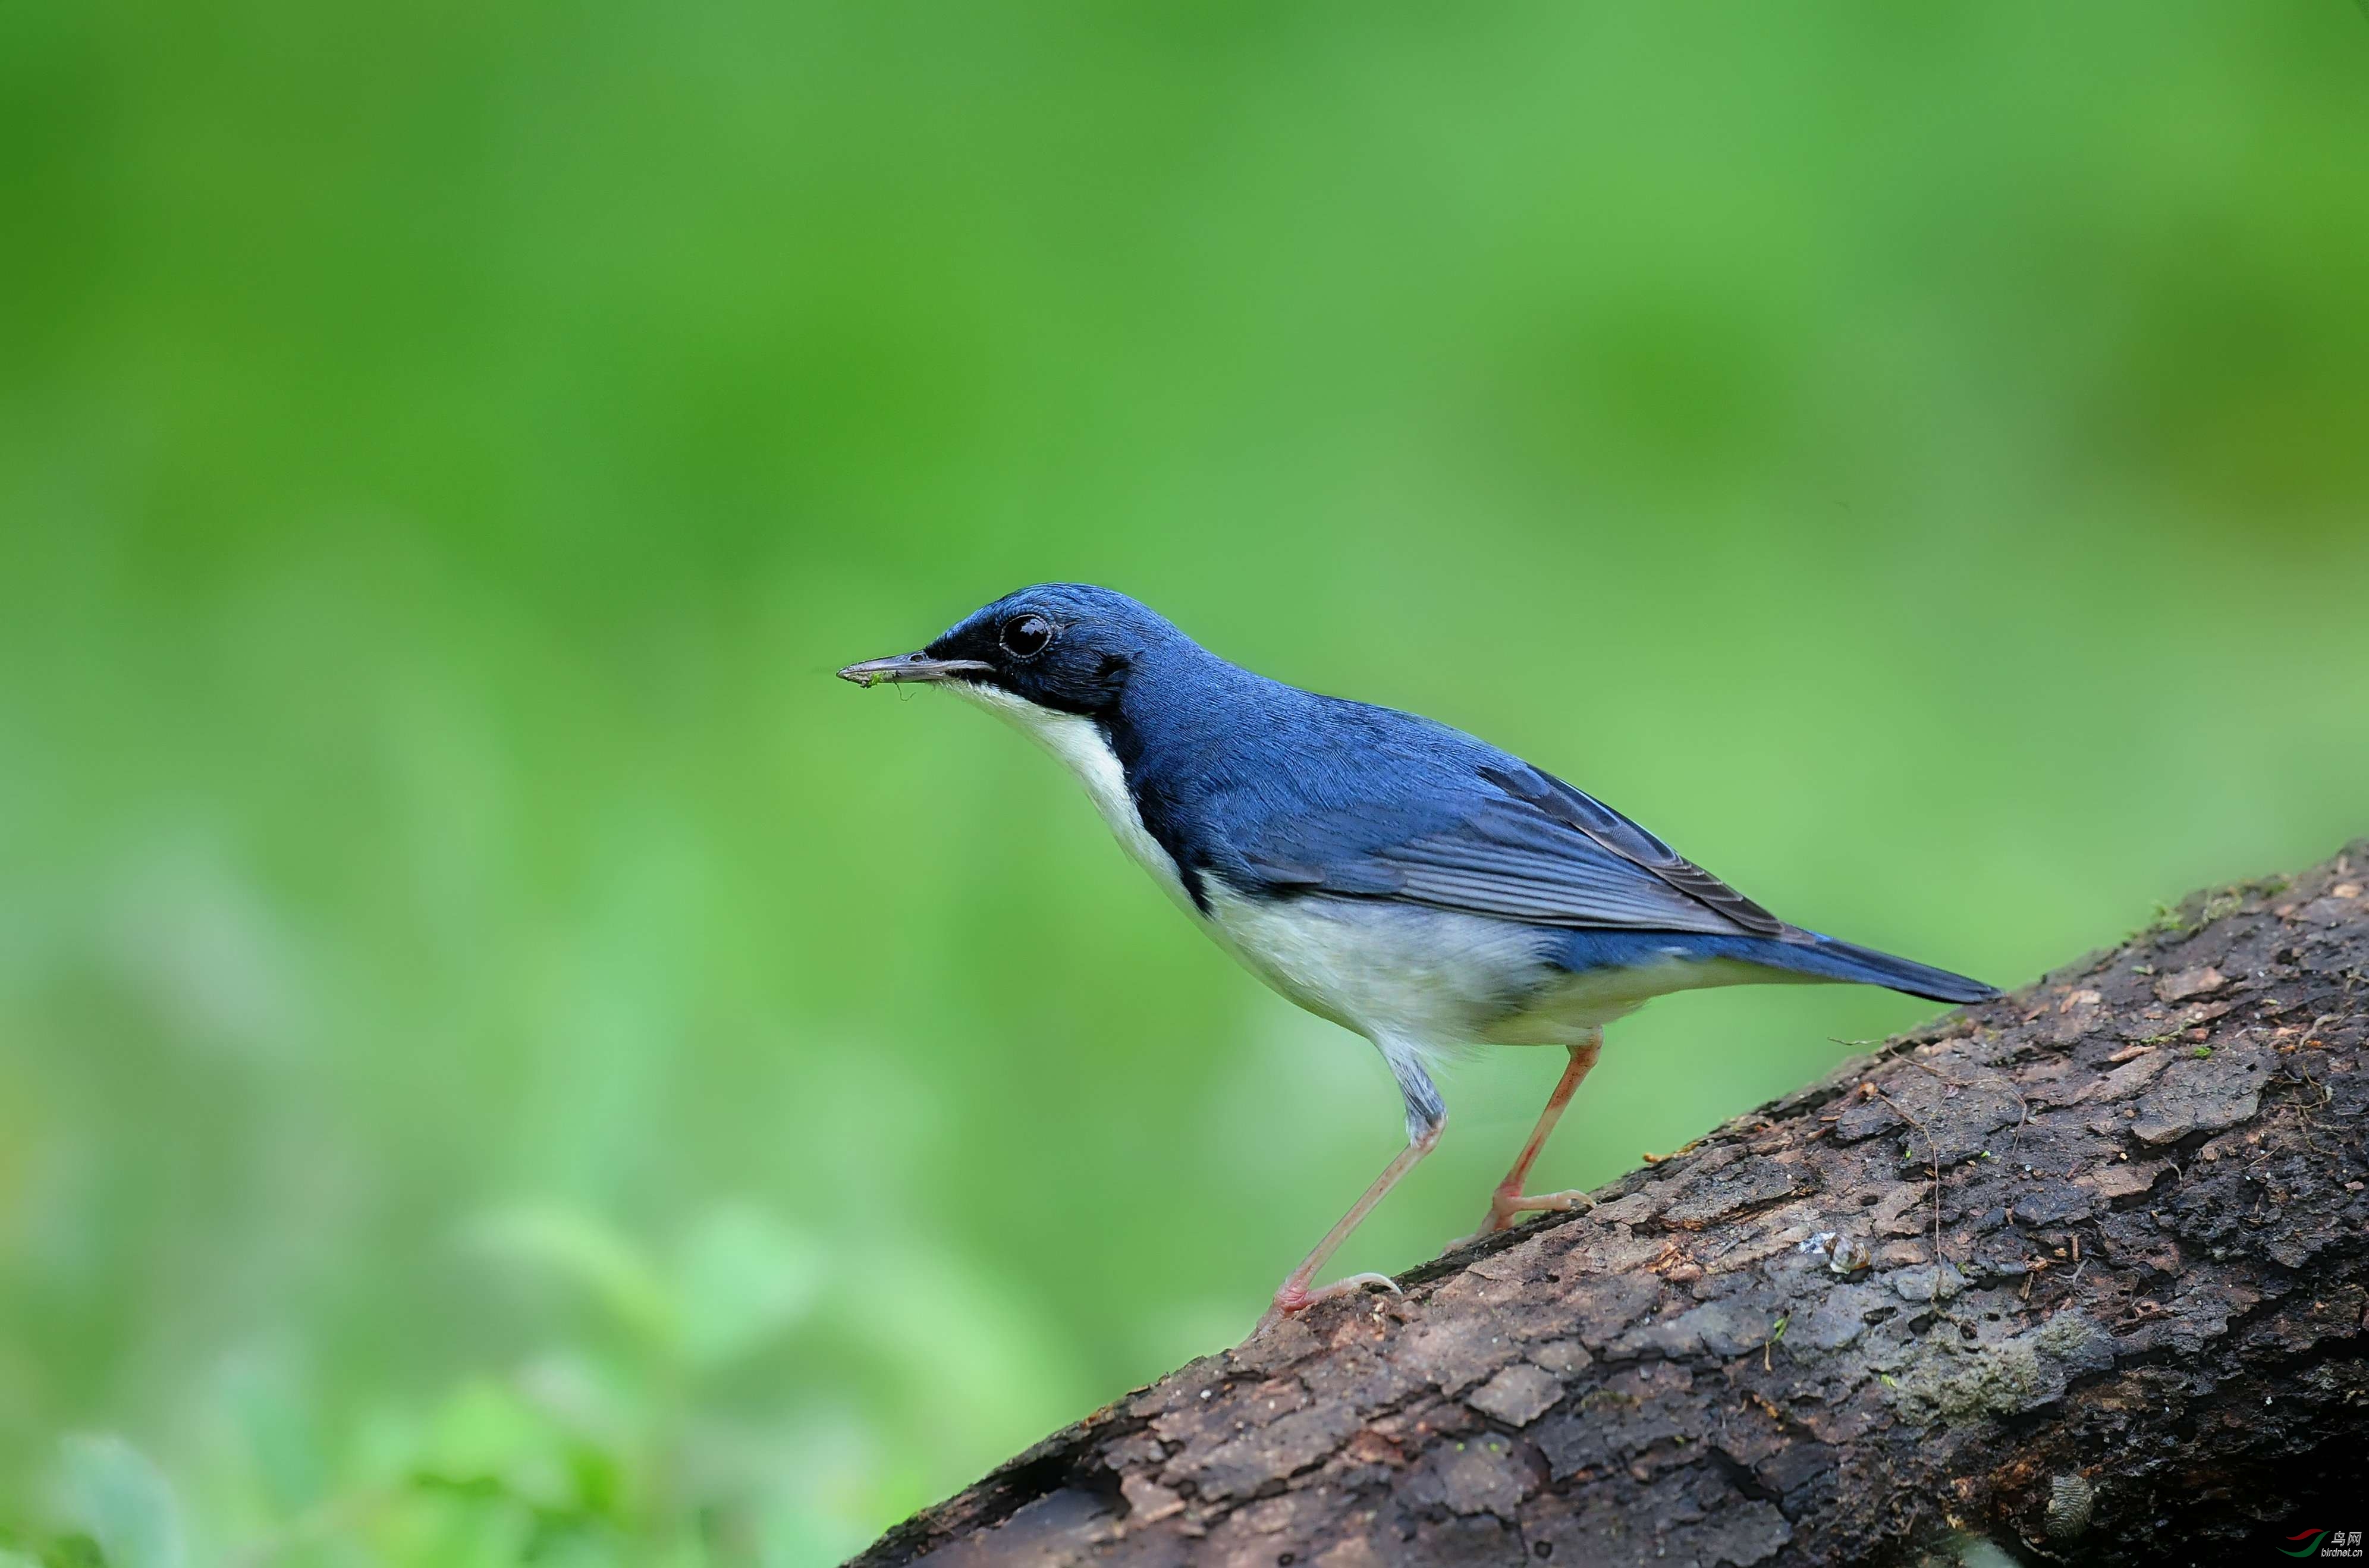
[
  {"left": 1251, "top": 1272, "right": 1400, "bottom": 1337},
  {"left": 1456, "top": 1189, "right": 1595, "bottom": 1248}
]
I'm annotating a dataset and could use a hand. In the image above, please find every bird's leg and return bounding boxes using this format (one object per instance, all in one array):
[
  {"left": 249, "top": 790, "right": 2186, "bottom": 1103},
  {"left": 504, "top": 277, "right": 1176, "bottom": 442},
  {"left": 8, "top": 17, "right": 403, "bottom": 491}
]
[
  {"left": 1468, "top": 1030, "right": 1601, "bottom": 1239},
  {"left": 1252, "top": 1118, "right": 1443, "bottom": 1338}
]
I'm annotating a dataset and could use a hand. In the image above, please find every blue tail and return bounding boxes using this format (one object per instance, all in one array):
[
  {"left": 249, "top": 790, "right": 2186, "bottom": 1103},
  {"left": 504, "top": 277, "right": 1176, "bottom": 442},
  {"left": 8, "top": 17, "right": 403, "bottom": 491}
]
[
  {"left": 1749, "top": 931, "right": 2001, "bottom": 1004},
  {"left": 1550, "top": 928, "right": 2000, "bottom": 1006}
]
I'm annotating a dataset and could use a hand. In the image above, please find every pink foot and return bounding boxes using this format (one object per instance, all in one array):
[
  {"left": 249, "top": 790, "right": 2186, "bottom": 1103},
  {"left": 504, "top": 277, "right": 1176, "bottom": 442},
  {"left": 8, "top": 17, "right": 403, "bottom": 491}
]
[
  {"left": 1456, "top": 1188, "right": 1594, "bottom": 1248},
  {"left": 1250, "top": 1272, "right": 1399, "bottom": 1337}
]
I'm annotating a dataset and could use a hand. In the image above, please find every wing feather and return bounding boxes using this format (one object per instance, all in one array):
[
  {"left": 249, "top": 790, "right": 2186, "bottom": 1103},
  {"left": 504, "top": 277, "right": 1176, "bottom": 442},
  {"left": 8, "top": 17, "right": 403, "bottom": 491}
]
[{"left": 1229, "top": 762, "right": 1783, "bottom": 937}]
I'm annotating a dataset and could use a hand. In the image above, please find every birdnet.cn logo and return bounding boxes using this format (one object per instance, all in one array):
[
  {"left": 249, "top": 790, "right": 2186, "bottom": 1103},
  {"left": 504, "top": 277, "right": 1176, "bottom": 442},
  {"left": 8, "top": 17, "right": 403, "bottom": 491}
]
[{"left": 2282, "top": 1529, "right": 2365, "bottom": 1559}]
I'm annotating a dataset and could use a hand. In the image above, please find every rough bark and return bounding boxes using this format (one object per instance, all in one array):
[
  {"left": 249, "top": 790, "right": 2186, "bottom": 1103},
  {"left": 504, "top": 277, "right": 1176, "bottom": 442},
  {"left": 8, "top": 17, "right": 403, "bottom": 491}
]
[{"left": 854, "top": 846, "right": 2369, "bottom": 1568}]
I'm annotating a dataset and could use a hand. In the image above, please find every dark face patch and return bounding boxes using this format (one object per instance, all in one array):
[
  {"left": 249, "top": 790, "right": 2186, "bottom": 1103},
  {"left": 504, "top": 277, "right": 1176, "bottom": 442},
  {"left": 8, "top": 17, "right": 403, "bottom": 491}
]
[{"left": 925, "top": 586, "right": 1162, "bottom": 718}]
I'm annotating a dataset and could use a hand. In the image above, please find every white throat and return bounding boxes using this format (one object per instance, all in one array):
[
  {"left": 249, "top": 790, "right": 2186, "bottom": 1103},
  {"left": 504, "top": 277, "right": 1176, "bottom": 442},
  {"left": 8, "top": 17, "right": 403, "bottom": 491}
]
[{"left": 945, "top": 682, "right": 1195, "bottom": 913}]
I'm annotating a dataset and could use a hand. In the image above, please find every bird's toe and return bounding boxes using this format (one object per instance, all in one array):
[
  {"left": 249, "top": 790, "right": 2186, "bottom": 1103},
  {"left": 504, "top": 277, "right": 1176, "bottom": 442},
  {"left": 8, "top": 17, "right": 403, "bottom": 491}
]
[
  {"left": 1462, "top": 1188, "right": 1595, "bottom": 1245},
  {"left": 1251, "top": 1272, "right": 1400, "bottom": 1337}
]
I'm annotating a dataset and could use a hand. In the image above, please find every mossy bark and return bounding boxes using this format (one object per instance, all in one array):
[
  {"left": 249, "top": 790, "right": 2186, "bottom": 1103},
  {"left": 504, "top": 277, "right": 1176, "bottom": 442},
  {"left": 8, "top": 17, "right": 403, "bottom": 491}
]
[{"left": 852, "top": 847, "right": 2369, "bottom": 1568}]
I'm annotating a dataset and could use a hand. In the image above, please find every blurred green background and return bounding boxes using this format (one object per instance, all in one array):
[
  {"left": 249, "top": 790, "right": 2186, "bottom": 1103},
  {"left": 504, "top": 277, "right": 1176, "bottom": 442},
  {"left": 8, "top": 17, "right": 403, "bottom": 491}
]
[{"left": 5, "top": 0, "right": 2368, "bottom": 1562}]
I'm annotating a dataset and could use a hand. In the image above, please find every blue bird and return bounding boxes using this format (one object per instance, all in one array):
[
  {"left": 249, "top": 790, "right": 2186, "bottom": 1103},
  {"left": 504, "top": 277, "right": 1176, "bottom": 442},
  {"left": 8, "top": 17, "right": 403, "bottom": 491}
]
[{"left": 841, "top": 585, "right": 1999, "bottom": 1332}]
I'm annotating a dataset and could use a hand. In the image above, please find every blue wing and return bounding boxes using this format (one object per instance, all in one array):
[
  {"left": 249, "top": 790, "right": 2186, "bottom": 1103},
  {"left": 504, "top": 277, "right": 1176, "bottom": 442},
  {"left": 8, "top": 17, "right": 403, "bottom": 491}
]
[{"left": 1192, "top": 703, "right": 1784, "bottom": 938}]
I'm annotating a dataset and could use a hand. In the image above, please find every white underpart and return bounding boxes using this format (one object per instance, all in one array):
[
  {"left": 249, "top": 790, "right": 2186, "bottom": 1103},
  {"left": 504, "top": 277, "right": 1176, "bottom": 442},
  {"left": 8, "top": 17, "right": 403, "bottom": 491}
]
[
  {"left": 945, "top": 681, "right": 1196, "bottom": 913},
  {"left": 1202, "top": 888, "right": 1781, "bottom": 1052},
  {"left": 946, "top": 680, "right": 1784, "bottom": 1125}
]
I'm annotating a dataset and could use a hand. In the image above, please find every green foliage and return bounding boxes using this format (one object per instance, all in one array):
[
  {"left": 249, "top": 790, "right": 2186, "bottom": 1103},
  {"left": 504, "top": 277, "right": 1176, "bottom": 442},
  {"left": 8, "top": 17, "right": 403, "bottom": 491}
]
[
  {"left": 4, "top": 1, "right": 2369, "bottom": 1562},
  {"left": 56, "top": 1440, "right": 183, "bottom": 1568},
  {"left": 6, "top": 1208, "right": 941, "bottom": 1564}
]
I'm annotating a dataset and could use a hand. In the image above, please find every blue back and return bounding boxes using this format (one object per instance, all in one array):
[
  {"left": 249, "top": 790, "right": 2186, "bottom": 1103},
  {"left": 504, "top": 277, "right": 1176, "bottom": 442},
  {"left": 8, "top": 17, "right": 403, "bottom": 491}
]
[{"left": 1073, "top": 598, "right": 1773, "bottom": 936}]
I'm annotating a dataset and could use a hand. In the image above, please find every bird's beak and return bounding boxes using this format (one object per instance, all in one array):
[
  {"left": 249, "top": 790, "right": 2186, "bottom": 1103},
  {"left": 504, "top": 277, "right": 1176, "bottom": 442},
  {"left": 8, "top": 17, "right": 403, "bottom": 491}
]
[{"left": 837, "top": 652, "right": 994, "bottom": 688}]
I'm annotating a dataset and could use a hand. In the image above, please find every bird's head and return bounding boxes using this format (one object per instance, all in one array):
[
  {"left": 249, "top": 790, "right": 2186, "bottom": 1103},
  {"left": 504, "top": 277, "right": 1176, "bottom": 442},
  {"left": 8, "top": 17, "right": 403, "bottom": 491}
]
[{"left": 838, "top": 583, "right": 1178, "bottom": 717}]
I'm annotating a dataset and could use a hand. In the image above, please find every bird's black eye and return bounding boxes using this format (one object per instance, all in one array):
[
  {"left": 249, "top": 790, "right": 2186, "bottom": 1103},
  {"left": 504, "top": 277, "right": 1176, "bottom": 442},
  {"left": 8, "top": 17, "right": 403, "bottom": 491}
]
[{"left": 1000, "top": 613, "right": 1052, "bottom": 658}]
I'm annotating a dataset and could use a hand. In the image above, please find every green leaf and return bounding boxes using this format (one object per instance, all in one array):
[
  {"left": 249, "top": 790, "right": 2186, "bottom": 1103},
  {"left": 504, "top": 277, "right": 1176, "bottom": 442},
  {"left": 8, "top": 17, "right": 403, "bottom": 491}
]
[
  {"left": 215, "top": 1349, "right": 326, "bottom": 1517},
  {"left": 417, "top": 1381, "right": 576, "bottom": 1511},
  {"left": 56, "top": 1436, "right": 184, "bottom": 1568},
  {"left": 463, "top": 1205, "right": 675, "bottom": 1349},
  {"left": 674, "top": 1203, "right": 822, "bottom": 1372}
]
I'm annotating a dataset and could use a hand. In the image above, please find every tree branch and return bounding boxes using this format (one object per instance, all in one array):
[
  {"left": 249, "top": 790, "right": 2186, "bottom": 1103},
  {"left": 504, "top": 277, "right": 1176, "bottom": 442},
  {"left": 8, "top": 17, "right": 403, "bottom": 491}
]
[{"left": 854, "top": 845, "right": 2369, "bottom": 1567}]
